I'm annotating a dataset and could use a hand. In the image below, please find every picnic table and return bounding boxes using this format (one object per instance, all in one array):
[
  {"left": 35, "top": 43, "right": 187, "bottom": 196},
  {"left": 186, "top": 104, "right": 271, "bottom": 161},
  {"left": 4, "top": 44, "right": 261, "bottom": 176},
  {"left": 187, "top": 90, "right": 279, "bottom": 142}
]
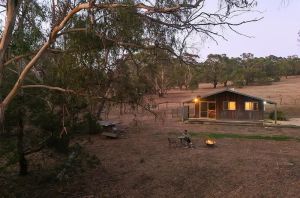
[
  {"left": 177, "top": 135, "right": 187, "bottom": 146},
  {"left": 97, "top": 120, "right": 121, "bottom": 138},
  {"left": 178, "top": 135, "right": 193, "bottom": 148},
  {"left": 177, "top": 136, "right": 186, "bottom": 144}
]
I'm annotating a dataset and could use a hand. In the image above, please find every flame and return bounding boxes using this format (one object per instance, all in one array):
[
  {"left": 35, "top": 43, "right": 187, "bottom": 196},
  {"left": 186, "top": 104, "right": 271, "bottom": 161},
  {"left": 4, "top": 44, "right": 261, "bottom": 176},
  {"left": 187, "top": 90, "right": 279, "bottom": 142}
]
[{"left": 205, "top": 139, "right": 215, "bottom": 145}]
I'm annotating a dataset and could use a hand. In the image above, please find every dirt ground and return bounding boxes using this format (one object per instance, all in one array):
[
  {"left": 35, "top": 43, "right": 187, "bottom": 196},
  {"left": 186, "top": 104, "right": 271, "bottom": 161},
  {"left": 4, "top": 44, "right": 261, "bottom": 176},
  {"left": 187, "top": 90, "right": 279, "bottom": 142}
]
[
  {"left": 68, "top": 77, "right": 300, "bottom": 198},
  {"left": 69, "top": 118, "right": 299, "bottom": 198},
  {"left": 157, "top": 76, "right": 300, "bottom": 105},
  {"left": 2, "top": 77, "right": 300, "bottom": 198}
]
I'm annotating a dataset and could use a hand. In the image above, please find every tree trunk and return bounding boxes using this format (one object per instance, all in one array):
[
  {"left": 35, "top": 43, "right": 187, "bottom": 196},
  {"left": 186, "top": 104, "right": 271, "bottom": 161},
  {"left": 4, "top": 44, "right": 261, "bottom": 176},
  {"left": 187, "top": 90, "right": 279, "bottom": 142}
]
[
  {"left": 213, "top": 80, "right": 217, "bottom": 88},
  {"left": 17, "top": 111, "right": 28, "bottom": 176},
  {"left": 223, "top": 81, "right": 228, "bottom": 87},
  {"left": 0, "top": 2, "right": 95, "bottom": 115},
  {"left": 96, "top": 99, "right": 106, "bottom": 119},
  {"left": 245, "top": 79, "right": 249, "bottom": 86},
  {"left": 119, "top": 102, "right": 123, "bottom": 115},
  {"left": 0, "top": 1, "right": 21, "bottom": 84},
  {"left": 0, "top": 105, "right": 5, "bottom": 135},
  {"left": 158, "top": 90, "right": 164, "bottom": 97},
  {"left": 0, "top": 1, "right": 21, "bottom": 134}
]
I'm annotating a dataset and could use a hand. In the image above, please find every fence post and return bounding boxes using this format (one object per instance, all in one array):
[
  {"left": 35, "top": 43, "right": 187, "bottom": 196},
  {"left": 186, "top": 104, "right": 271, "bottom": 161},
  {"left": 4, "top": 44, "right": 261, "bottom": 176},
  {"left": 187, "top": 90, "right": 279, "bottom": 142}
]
[{"left": 274, "top": 103, "right": 277, "bottom": 124}]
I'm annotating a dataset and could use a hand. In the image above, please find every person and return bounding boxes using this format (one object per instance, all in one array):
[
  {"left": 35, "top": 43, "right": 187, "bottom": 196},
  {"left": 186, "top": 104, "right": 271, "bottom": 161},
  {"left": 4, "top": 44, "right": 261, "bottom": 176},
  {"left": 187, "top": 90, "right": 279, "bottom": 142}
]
[{"left": 182, "top": 129, "right": 192, "bottom": 148}]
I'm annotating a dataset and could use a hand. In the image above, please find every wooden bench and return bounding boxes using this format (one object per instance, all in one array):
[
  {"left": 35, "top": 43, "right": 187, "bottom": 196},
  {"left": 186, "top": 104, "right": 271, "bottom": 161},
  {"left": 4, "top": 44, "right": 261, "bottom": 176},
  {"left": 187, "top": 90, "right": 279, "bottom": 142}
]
[
  {"left": 177, "top": 136, "right": 193, "bottom": 147},
  {"left": 177, "top": 136, "right": 185, "bottom": 145},
  {"left": 102, "top": 132, "right": 119, "bottom": 138}
]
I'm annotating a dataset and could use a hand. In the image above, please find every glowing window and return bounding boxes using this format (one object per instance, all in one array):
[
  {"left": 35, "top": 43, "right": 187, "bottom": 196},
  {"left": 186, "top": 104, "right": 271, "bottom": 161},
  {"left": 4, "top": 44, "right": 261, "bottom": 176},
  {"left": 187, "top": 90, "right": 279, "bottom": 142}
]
[
  {"left": 245, "top": 102, "right": 258, "bottom": 111},
  {"left": 223, "top": 101, "right": 236, "bottom": 110}
]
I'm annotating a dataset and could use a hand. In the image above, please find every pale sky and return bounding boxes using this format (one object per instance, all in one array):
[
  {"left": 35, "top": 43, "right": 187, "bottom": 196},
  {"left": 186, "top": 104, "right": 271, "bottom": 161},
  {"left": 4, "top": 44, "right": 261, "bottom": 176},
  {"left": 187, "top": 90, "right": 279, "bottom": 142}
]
[{"left": 190, "top": 0, "right": 300, "bottom": 60}]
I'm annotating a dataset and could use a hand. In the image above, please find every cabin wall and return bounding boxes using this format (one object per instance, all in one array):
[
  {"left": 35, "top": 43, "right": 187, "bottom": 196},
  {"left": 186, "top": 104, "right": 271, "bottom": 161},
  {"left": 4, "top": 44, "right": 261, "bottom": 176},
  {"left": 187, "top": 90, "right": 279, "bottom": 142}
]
[{"left": 204, "top": 92, "right": 264, "bottom": 121}]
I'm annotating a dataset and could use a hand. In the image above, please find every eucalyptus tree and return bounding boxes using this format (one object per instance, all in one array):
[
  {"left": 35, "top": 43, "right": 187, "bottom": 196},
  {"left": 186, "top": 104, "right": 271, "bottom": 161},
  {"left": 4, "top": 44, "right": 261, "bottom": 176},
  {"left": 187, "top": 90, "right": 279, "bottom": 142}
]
[
  {"left": 0, "top": 0, "right": 260, "bottom": 117},
  {"left": 124, "top": 49, "right": 174, "bottom": 97},
  {"left": 230, "top": 57, "right": 246, "bottom": 86},
  {"left": 217, "top": 54, "right": 233, "bottom": 87},
  {"left": 0, "top": 0, "right": 260, "bottom": 175},
  {"left": 286, "top": 55, "right": 300, "bottom": 75},
  {"left": 168, "top": 53, "right": 199, "bottom": 90},
  {"left": 263, "top": 55, "right": 282, "bottom": 81},
  {"left": 201, "top": 54, "right": 228, "bottom": 88},
  {"left": 240, "top": 52, "right": 257, "bottom": 85}
]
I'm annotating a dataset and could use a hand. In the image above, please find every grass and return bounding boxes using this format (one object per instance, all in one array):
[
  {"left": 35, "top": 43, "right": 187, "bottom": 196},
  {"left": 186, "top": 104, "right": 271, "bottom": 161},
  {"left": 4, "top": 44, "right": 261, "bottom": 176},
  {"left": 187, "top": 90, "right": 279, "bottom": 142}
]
[{"left": 190, "top": 132, "right": 300, "bottom": 142}]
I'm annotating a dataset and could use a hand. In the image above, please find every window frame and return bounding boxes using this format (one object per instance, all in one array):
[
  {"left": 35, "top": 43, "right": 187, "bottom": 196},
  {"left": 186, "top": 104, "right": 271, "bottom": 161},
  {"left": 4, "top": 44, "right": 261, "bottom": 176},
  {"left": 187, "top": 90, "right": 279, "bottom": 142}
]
[
  {"left": 244, "top": 101, "right": 259, "bottom": 111},
  {"left": 223, "top": 101, "right": 236, "bottom": 111}
]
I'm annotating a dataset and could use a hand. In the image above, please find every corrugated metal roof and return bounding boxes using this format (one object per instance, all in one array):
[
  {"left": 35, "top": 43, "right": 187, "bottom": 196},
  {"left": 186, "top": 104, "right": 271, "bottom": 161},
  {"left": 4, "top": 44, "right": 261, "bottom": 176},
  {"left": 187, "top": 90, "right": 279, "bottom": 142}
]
[
  {"left": 202, "top": 89, "right": 276, "bottom": 104},
  {"left": 183, "top": 88, "right": 276, "bottom": 104}
]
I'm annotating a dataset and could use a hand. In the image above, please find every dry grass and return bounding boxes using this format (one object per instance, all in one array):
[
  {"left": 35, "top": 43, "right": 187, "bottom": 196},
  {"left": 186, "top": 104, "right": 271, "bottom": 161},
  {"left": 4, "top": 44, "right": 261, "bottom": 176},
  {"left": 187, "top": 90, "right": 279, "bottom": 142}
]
[
  {"left": 71, "top": 119, "right": 300, "bottom": 198},
  {"left": 71, "top": 77, "right": 300, "bottom": 197},
  {"left": 2, "top": 76, "right": 300, "bottom": 197}
]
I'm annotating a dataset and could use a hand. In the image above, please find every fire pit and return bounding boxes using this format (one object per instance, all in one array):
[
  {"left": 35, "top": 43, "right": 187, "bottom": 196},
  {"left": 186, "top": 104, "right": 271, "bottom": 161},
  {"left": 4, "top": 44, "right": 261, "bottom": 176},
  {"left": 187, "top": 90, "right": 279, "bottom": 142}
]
[{"left": 205, "top": 139, "right": 216, "bottom": 147}]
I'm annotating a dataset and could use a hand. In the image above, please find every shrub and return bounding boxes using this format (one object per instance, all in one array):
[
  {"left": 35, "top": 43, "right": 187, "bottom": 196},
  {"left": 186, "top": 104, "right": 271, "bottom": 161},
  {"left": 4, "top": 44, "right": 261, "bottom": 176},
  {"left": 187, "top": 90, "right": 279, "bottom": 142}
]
[
  {"left": 56, "top": 143, "right": 82, "bottom": 181},
  {"left": 46, "top": 135, "right": 70, "bottom": 153},
  {"left": 56, "top": 144, "right": 100, "bottom": 182},
  {"left": 84, "top": 113, "right": 103, "bottom": 134},
  {"left": 253, "top": 77, "right": 273, "bottom": 85},
  {"left": 269, "top": 111, "right": 287, "bottom": 121},
  {"left": 233, "top": 80, "right": 245, "bottom": 88}
]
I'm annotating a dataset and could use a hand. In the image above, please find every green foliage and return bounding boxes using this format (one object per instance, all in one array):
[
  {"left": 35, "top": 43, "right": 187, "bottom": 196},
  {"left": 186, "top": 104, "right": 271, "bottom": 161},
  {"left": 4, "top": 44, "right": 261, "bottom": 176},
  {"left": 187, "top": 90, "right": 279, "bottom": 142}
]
[
  {"left": 269, "top": 111, "right": 288, "bottom": 121},
  {"left": 56, "top": 143, "right": 100, "bottom": 182},
  {"left": 83, "top": 113, "right": 103, "bottom": 134},
  {"left": 56, "top": 143, "right": 82, "bottom": 181},
  {"left": 46, "top": 135, "right": 70, "bottom": 153},
  {"left": 196, "top": 53, "right": 300, "bottom": 88}
]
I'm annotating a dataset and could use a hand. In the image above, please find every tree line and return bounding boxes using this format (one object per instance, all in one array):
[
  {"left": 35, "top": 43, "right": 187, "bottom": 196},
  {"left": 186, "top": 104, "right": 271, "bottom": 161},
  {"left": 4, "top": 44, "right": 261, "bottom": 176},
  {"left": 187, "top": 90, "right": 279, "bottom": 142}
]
[
  {"left": 197, "top": 53, "right": 300, "bottom": 88},
  {"left": 122, "top": 52, "right": 300, "bottom": 96}
]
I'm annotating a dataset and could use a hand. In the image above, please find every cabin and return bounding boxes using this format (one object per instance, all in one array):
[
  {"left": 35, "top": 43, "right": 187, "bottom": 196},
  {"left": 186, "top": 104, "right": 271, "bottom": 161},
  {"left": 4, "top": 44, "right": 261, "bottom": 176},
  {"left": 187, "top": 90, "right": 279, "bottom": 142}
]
[{"left": 182, "top": 89, "right": 277, "bottom": 123}]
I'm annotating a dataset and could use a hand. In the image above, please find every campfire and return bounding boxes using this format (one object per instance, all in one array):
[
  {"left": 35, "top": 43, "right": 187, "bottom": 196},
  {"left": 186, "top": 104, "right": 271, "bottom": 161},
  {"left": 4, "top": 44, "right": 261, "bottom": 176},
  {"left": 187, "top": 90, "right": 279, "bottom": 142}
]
[{"left": 205, "top": 139, "right": 216, "bottom": 147}]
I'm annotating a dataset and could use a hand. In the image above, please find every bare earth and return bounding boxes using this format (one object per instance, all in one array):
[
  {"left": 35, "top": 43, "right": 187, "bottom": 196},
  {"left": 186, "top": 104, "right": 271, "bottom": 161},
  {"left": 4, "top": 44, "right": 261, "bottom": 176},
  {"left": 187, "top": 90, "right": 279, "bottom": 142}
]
[
  {"left": 4, "top": 77, "right": 298, "bottom": 197},
  {"left": 64, "top": 77, "right": 300, "bottom": 198}
]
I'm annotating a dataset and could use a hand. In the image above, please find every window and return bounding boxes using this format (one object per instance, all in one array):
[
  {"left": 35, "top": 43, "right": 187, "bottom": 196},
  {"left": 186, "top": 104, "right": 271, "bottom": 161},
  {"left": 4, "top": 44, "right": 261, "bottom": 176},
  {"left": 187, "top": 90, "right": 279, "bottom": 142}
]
[
  {"left": 223, "top": 101, "right": 236, "bottom": 110},
  {"left": 245, "top": 102, "right": 258, "bottom": 111}
]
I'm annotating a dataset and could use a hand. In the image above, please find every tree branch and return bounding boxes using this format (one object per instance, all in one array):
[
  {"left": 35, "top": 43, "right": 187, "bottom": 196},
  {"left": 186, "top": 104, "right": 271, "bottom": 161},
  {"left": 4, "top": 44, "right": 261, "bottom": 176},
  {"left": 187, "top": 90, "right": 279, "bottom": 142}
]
[
  {"left": 1, "top": 0, "right": 260, "bottom": 112},
  {"left": 0, "top": 0, "right": 21, "bottom": 84},
  {"left": 2, "top": 1, "right": 191, "bottom": 109},
  {"left": 3, "top": 49, "right": 67, "bottom": 67},
  {"left": 21, "top": 85, "right": 77, "bottom": 94}
]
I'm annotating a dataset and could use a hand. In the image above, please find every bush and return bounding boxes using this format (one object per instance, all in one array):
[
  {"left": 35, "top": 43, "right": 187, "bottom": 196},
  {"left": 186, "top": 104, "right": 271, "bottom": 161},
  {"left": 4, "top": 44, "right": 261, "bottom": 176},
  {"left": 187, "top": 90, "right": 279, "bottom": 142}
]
[
  {"left": 273, "top": 76, "right": 281, "bottom": 82},
  {"left": 56, "top": 144, "right": 100, "bottom": 182},
  {"left": 70, "top": 113, "right": 101, "bottom": 135},
  {"left": 269, "top": 111, "right": 287, "bottom": 121},
  {"left": 56, "top": 143, "right": 82, "bottom": 181},
  {"left": 233, "top": 80, "right": 245, "bottom": 88},
  {"left": 253, "top": 77, "right": 273, "bottom": 85},
  {"left": 84, "top": 113, "right": 103, "bottom": 134},
  {"left": 46, "top": 135, "right": 70, "bottom": 153}
]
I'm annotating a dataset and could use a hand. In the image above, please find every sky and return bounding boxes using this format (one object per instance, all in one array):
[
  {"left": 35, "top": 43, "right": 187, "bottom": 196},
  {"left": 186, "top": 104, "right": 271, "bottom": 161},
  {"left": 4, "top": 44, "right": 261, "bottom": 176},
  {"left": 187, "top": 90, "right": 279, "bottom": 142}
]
[
  {"left": 190, "top": 0, "right": 300, "bottom": 61},
  {"left": 1, "top": 0, "right": 298, "bottom": 61}
]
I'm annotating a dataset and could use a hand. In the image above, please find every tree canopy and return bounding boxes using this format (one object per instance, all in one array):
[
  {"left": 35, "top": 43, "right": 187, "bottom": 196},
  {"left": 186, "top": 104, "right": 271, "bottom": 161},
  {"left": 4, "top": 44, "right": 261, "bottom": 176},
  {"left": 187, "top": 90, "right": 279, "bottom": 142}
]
[{"left": 0, "top": 0, "right": 261, "bottom": 176}]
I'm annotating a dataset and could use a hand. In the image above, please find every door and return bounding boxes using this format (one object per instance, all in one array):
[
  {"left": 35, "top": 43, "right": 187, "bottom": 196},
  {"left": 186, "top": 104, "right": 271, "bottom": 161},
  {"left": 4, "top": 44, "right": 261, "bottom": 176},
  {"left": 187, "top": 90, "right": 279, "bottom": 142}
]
[
  {"left": 200, "top": 102, "right": 208, "bottom": 118},
  {"left": 208, "top": 102, "right": 216, "bottom": 119},
  {"left": 200, "top": 101, "right": 216, "bottom": 119}
]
